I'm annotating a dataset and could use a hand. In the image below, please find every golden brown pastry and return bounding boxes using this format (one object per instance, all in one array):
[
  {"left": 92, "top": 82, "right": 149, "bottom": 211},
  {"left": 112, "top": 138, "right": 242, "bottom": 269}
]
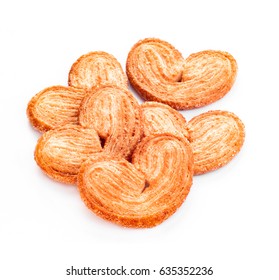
[
  {"left": 140, "top": 101, "right": 189, "bottom": 138},
  {"left": 35, "top": 125, "right": 102, "bottom": 184},
  {"left": 68, "top": 51, "right": 128, "bottom": 90},
  {"left": 187, "top": 110, "right": 245, "bottom": 175},
  {"left": 27, "top": 86, "right": 86, "bottom": 132},
  {"left": 77, "top": 134, "right": 193, "bottom": 228},
  {"left": 126, "top": 38, "right": 237, "bottom": 110},
  {"left": 79, "top": 85, "right": 142, "bottom": 159}
]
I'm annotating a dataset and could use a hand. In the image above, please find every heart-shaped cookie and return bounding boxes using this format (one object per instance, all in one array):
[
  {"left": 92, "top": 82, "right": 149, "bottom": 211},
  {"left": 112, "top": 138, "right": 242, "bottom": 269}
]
[
  {"left": 79, "top": 85, "right": 142, "bottom": 159},
  {"left": 35, "top": 125, "right": 102, "bottom": 184},
  {"left": 78, "top": 134, "right": 193, "bottom": 228},
  {"left": 69, "top": 51, "right": 128, "bottom": 90},
  {"left": 126, "top": 38, "right": 237, "bottom": 109},
  {"left": 187, "top": 110, "right": 245, "bottom": 174}
]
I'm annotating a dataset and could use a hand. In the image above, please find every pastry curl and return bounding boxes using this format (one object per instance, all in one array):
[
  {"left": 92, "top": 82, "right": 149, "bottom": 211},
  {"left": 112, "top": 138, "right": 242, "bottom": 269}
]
[
  {"left": 187, "top": 110, "right": 245, "bottom": 174},
  {"left": 140, "top": 101, "right": 189, "bottom": 138},
  {"left": 69, "top": 51, "right": 128, "bottom": 90},
  {"left": 79, "top": 85, "right": 142, "bottom": 159},
  {"left": 27, "top": 86, "right": 85, "bottom": 132},
  {"left": 78, "top": 134, "right": 193, "bottom": 228},
  {"left": 126, "top": 38, "right": 237, "bottom": 109},
  {"left": 35, "top": 125, "right": 102, "bottom": 184}
]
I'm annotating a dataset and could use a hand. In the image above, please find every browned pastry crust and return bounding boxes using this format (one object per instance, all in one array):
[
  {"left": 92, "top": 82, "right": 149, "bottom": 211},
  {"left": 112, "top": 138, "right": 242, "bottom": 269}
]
[
  {"left": 68, "top": 51, "right": 128, "bottom": 90},
  {"left": 27, "top": 85, "right": 86, "bottom": 133},
  {"left": 79, "top": 85, "right": 142, "bottom": 159},
  {"left": 140, "top": 101, "right": 189, "bottom": 138},
  {"left": 187, "top": 110, "right": 245, "bottom": 175},
  {"left": 77, "top": 134, "right": 193, "bottom": 228},
  {"left": 34, "top": 125, "right": 102, "bottom": 184},
  {"left": 126, "top": 38, "right": 237, "bottom": 110}
]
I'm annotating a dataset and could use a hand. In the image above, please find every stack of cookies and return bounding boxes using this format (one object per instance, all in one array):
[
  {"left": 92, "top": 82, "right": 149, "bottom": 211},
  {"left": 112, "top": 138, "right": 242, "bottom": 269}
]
[{"left": 27, "top": 38, "right": 245, "bottom": 228}]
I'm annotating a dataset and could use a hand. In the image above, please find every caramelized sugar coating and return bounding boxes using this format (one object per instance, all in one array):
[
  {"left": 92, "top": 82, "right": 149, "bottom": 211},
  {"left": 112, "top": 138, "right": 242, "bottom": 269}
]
[
  {"left": 126, "top": 38, "right": 237, "bottom": 109},
  {"left": 78, "top": 134, "right": 193, "bottom": 228},
  {"left": 187, "top": 110, "right": 245, "bottom": 175}
]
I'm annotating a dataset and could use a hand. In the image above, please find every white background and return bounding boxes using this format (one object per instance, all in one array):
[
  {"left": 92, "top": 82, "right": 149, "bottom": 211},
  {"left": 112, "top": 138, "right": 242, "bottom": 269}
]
[{"left": 1, "top": 0, "right": 278, "bottom": 279}]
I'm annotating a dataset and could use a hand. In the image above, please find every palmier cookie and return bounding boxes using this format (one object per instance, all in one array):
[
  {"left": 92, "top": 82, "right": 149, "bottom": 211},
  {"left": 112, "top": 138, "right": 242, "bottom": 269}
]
[
  {"left": 35, "top": 125, "right": 102, "bottom": 184},
  {"left": 79, "top": 85, "right": 142, "bottom": 159},
  {"left": 27, "top": 86, "right": 86, "bottom": 133},
  {"left": 78, "top": 134, "right": 193, "bottom": 228},
  {"left": 140, "top": 101, "right": 189, "bottom": 138},
  {"left": 69, "top": 51, "right": 128, "bottom": 90},
  {"left": 126, "top": 38, "right": 237, "bottom": 110},
  {"left": 187, "top": 110, "right": 245, "bottom": 175}
]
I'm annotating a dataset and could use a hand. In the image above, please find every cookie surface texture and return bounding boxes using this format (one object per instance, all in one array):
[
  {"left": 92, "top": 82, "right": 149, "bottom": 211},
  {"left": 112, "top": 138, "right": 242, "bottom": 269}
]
[
  {"left": 78, "top": 134, "right": 193, "bottom": 228},
  {"left": 79, "top": 85, "right": 142, "bottom": 159},
  {"left": 126, "top": 38, "right": 237, "bottom": 109},
  {"left": 27, "top": 86, "right": 85, "bottom": 132},
  {"left": 35, "top": 125, "right": 102, "bottom": 184},
  {"left": 140, "top": 101, "right": 189, "bottom": 138},
  {"left": 69, "top": 51, "right": 128, "bottom": 90},
  {"left": 187, "top": 110, "right": 245, "bottom": 175}
]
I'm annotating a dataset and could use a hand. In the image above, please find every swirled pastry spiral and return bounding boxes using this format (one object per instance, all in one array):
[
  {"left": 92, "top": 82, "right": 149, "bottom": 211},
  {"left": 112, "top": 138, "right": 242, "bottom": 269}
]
[
  {"left": 126, "top": 38, "right": 237, "bottom": 109},
  {"left": 140, "top": 101, "right": 189, "bottom": 138},
  {"left": 79, "top": 85, "right": 142, "bottom": 159},
  {"left": 35, "top": 125, "right": 102, "bottom": 184},
  {"left": 187, "top": 110, "right": 245, "bottom": 175},
  {"left": 69, "top": 51, "right": 128, "bottom": 90},
  {"left": 27, "top": 86, "right": 85, "bottom": 132},
  {"left": 78, "top": 134, "right": 193, "bottom": 228}
]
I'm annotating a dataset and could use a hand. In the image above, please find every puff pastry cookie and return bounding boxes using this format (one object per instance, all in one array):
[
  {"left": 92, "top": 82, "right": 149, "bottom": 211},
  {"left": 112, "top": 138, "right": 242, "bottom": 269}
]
[
  {"left": 35, "top": 125, "right": 102, "bottom": 184},
  {"left": 78, "top": 134, "right": 193, "bottom": 228},
  {"left": 140, "top": 101, "right": 189, "bottom": 138},
  {"left": 126, "top": 38, "right": 237, "bottom": 109},
  {"left": 27, "top": 41, "right": 245, "bottom": 228},
  {"left": 187, "top": 110, "right": 245, "bottom": 175},
  {"left": 79, "top": 85, "right": 142, "bottom": 159},
  {"left": 27, "top": 86, "right": 85, "bottom": 132},
  {"left": 69, "top": 51, "right": 128, "bottom": 90}
]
